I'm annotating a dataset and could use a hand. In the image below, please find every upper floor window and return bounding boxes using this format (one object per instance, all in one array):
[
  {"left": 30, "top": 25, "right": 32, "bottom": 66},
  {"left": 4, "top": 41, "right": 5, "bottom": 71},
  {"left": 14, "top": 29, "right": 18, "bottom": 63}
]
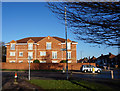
[
  {"left": 46, "top": 42, "right": 51, "bottom": 49},
  {"left": 52, "top": 51, "right": 57, "bottom": 59},
  {"left": 28, "top": 43, "right": 33, "bottom": 50},
  {"left": 67, "top": 43, "right": 71, "bottom": 49},
  {"left": 11, "top": 44, "right": 15, "bottom": 50},
  {"left": 10, "top": 52, "right": 15, "bottom": 56},
  {"left": 40, "top": 51, "right": 46, "bottom": 56},
  {"left": 19, "top": 52, "right": 23, "bottom": 57},
  {"left": 67, "top": 52, "right": 71, "bottom": 59},
  {"left": 28, "top": 52, "right": 33, "bottom": 59}
]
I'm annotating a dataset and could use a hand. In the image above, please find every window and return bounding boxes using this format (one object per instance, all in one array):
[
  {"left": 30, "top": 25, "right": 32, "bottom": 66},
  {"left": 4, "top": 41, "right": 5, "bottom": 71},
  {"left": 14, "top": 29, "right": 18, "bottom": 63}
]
[
  {"left": 67, "top": 43, "right": 71, "bottom": 49},
  {"left": 9, "top": 60, "right": 15, "bottom": 63},
  {"left": 19, "top": 61, "right": 23, "bottom": 63},
  {"left": 11, "top": 44, "right": 15, "bottom": 50},
  {"left": 19, "top": 52, "right": 23, "bottom": 57},
  {"left": 46, "top": 42, "right": 51, "bottom": 49},
  {"left": 40, "top": 51, "right": 46, "bottom": 56},
  {"left": 40, "top": 61, "right": 46, "bottom": 63},
  {"left": 10, "top": 52, "right": 15, "bottom": 56},
  {"left": 68, "top": 61, "right": 72, "bottom": 63},
  {"left": 28, "top": 43, "right": 33, "bottom": 50},
  {"left": 67, "top": 52, "right": 71, "bottom": 59},
  {"left": 28, "top": 61, "right": 33, "bottom": 63},
  {"left": 52, "top": 51, "right": 57, "bottom": 59},
  {"left": 52, "top": 60, "right": 58, "bottom": 63},
  {"left": 28, "top": 52, "right": 33, "bottom": 59}
]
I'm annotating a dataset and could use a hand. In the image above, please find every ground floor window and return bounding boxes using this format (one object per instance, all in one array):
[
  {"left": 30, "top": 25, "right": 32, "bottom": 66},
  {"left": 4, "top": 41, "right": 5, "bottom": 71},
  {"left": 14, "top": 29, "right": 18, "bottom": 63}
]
[
  {"left": 52, "top": 60, "right": 58, "bottom": 63},
  {"left": 28, "top": 61, "right": 33, "bottom": 63},
  {"left": 19, "top": 60, "right": 23, "bottom": 63},
  {"left": 9, "top": 60, "right": 15, "bottom": 63},
  {"left": 40, "top": 61, "right": 46, "bottom": 63},
  {"left": 68, "top": 60, "right": 72, "bottom": 63}
]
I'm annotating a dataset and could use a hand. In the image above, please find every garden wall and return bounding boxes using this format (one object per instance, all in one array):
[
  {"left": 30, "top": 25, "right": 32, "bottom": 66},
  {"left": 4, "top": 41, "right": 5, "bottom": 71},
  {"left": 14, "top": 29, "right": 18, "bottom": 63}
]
[{"left": 1, "top": 62, "right": 96, "bottom": 70}]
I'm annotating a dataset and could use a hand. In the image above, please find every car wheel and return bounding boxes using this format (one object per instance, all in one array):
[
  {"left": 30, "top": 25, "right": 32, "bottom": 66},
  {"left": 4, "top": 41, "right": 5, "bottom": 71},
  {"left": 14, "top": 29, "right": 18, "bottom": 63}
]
[
  {"left": 84, "top": 70, "right": 87, "bottom": 73},
  {"left": 97, "top": 70, "right": 101, "bottom": 73}
]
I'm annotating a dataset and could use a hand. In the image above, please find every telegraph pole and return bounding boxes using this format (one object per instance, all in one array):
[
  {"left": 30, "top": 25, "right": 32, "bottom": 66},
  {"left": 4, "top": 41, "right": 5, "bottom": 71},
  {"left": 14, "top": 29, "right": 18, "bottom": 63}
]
[{"left": 65, "top": 6, "right": 68, "bottom": 80}]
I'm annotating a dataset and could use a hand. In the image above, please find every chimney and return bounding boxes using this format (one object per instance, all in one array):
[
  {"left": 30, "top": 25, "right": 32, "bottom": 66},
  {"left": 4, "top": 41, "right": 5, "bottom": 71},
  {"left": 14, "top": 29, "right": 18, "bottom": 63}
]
[
  {"left": 109, "top": 52, "right": 111, "bottom": 56},
  {"left": 101, "top": 54, "right": 103, "bottom": 56}
]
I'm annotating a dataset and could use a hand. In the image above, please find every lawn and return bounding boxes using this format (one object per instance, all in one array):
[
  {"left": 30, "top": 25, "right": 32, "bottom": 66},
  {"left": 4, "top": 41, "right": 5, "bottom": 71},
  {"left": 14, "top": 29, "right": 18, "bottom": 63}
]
[
  {"left": 29, "top": 79, "right": 113, "bottom": 90},
  {"left": 29, "top": 79, "right": 86, "bottom": 90}
]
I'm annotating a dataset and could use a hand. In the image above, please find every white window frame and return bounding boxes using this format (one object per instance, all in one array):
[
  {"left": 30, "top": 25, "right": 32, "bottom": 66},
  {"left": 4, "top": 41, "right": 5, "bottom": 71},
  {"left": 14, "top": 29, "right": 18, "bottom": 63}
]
[
  {"left": 10, "top": 43, "right": 15, "bottom": 50},
  {"left": 67, "top": 52, "right": 71, "bottom": 59},
  {"left": 28, "top": 52, "right": 33, "bottom": 59},
  {"left": 40, "top": 61, "right": 46, "bottom": 63},
  {"left": 28, "top": 61, "right": 33, "bottom": 63},
  {"left": 52, "top": 51, "right": 57, "bottom": 59},
  {"left": 9, "top": 60, "right": 15, "bottom": 63},
  {"left": 19, "top": 60, "right": 23, "bottom": 63},
  {"left": 28, "top": 43, "right": 33, "bottom": 50},
  {"left": 40, "top": 51, "right": 46, "bottom": 56},
  {"left": 46, "top": 42, "right": 51, "bottom": 49},
  {"left": 10, "top": 52, "right": 15, "bottom": 56},
  {"left": 67, "top": 43, "right": 71, "bottom": 49},
  {"left": 19, "top": 52, "right": 23, "bottom": 57},
  {"left": 68, "top": 60, "right": 72, "bottom": 63},
  {"left": 52, "top": 60, "right": 58, "bottom": 63}
]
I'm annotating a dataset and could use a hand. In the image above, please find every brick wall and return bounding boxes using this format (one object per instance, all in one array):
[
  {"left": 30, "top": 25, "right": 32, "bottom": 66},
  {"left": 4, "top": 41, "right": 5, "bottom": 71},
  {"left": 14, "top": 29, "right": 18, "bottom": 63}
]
[{"left": 1, "top": 63, "right": 96, "bottom": 70}]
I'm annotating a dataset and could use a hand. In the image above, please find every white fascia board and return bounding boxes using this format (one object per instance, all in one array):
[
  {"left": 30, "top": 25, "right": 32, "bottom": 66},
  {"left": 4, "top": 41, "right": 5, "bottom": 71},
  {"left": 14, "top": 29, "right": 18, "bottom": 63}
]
[
  {"left": 61, "top": 43, "right": 65, "bottom": 44},
  {"left": 16, "top": 43, "right": 27, "bottom": 45},
  {"left": 72, "top": 43, "right": 78, "bottom": 44},
  {"left": 5, "top": 43, "right": 10, "bottom": 45}
]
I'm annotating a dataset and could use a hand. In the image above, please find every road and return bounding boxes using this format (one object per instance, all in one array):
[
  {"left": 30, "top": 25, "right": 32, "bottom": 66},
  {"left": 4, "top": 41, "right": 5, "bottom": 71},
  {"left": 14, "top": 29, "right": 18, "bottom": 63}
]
[{"left": 1, "top": 69, "right": 120, "bottom": 90}]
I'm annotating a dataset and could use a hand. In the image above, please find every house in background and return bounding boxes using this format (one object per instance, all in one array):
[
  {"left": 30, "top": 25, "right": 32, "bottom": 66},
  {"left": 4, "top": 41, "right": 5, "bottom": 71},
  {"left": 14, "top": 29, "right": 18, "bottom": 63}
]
[
  {"left": 77, "top": 57, "right": 88, "bottom": 63},
  {"left": 5, "top": 36, "right": 77, "bottom": 63},
  {"left": 89, "top": 56, "right": 97, "bottom": 63},
  {"left": 96, "top": 53, "right": 116, "bottom": 67}
]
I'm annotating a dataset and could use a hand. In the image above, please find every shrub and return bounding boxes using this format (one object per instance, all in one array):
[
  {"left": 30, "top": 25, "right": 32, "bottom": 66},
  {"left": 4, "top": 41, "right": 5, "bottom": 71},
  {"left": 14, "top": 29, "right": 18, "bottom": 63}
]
[
  {"left": 60, "top": 60, "right": 66, "bottom": 63},
  {"left": 33, "top": 59, "right": 40, "bottom": 63}
]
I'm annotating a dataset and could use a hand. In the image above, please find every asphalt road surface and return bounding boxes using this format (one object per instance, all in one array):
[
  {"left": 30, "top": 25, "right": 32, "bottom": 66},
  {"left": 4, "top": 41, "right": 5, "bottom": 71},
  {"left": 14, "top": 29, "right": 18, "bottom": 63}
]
[{"left": 1, "top": 69, "right": 120, "bottom": 90}]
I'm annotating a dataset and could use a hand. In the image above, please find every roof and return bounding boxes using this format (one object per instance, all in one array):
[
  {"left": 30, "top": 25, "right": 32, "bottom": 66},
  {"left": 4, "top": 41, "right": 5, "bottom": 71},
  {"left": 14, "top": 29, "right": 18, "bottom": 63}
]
[
  {"left": 16, "top": 36, "right": 77, "bottom": 43},
  {"left": 16, "top": 37, "right": 45, "bottom": 43},
  {"left": 97, "top": 53, "right": 115, "bottom": 59}
]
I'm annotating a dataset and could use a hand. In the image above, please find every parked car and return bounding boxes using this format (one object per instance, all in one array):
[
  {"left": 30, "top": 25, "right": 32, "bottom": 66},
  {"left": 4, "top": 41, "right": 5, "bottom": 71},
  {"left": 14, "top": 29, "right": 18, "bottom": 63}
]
[{"left": 81, "top": 65, "right": 102, "bottom": 73}]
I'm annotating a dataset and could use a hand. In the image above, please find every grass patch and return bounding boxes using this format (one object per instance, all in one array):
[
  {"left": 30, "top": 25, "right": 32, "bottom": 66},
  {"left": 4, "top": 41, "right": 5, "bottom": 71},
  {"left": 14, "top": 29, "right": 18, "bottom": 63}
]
[
  {"left": 29, "top": 79, "right": 114, "bottom": 90},
  {"left": 29, "top": 79, "right": 86, "bottom": 90},
  {"left": 72, "top": 80, "right": 113, "bottom": 90}
]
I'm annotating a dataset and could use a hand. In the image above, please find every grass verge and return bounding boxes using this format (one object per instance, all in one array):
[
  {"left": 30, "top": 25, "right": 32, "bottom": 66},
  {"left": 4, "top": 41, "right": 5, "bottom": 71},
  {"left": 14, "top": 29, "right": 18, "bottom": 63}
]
[
  {"left": 29, "top": 79, "right": 86, "bottom": 90},
  {"left": 29, "top": 79, "right": 113, "bottom": 90}
]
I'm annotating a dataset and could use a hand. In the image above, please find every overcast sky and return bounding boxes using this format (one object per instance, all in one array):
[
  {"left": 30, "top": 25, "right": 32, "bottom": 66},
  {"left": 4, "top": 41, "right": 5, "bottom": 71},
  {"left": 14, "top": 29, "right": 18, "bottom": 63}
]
[{"left": 2, "top": 2, "right": 118, "bottom": 59}]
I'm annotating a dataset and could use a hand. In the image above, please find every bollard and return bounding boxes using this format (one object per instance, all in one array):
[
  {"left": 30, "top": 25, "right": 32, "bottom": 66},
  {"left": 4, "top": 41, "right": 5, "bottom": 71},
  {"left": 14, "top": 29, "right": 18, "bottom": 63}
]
[
  {"left": 111, "top": 70, "right": 114, "bottom": 79},
  {"left": 92, "top": 67, "right": 95, "bottom": 73},
  {"left": 14, "top": 72, "right": 18, "bottom": 84}
]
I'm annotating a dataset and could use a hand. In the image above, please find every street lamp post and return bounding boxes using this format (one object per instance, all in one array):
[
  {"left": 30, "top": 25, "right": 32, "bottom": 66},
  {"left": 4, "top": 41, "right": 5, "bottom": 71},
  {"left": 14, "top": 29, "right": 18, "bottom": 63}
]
[
  {"left": 28, "top": 56, "right": 31, "bottom": 80},
  {"left": 65, "top": 6, "right": 69, "bottom": 80}
]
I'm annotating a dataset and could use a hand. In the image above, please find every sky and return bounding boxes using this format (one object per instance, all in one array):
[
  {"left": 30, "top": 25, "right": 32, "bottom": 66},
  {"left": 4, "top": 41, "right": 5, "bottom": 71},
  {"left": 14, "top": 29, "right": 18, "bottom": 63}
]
[{"left": 2, "top": 2, "right": 119, "bottom": 60}]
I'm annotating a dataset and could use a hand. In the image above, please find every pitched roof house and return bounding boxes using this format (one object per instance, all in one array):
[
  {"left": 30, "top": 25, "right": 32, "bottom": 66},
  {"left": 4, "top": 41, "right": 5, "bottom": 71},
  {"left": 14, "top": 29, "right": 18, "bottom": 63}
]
[
  {"left": 96, "top": 53, "right": 116, "bottom": 67},
  {"left": 5, "top": 36, "right": 78, "bottom": 63}
]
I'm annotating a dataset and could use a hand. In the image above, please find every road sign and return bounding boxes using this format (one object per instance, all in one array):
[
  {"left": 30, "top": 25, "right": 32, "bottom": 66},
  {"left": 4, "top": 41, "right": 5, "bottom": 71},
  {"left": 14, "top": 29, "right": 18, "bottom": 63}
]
[{"left": 61, "top": 48, "right": 66, "bottom": 51}]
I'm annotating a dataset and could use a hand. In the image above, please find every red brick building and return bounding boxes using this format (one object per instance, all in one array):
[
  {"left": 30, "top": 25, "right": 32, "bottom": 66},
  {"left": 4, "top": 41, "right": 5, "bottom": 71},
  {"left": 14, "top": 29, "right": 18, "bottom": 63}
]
[{"left": 5, "top": 36, "right": 77, "bottom": 63}]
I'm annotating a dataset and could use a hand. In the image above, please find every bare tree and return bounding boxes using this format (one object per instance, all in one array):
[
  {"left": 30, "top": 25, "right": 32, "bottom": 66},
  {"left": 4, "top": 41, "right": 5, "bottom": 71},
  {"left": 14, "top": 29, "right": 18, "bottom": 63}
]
[{"left": 47, "top": 2, "right": 120, "bottom": 47}]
